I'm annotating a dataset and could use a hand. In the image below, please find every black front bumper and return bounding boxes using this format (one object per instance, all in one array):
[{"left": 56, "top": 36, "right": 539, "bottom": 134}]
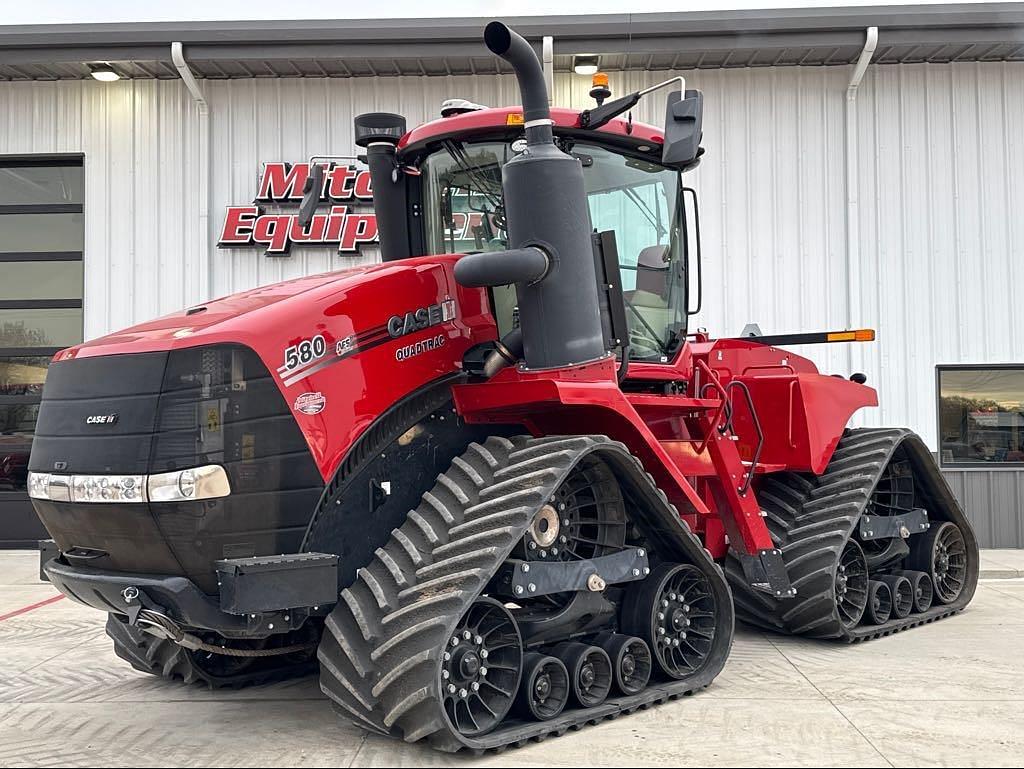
[{"left": 43, "top": 550, "right": 338, "bottom": 639}]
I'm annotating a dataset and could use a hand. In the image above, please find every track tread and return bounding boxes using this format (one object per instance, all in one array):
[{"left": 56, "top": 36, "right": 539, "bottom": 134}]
[
  {"left": 317, "top": 434, "right": 732, "bottom": 752},
  {"left": 725, "top": 428, "right": 978, "bottom": 641},
  {"left": 105, "top": 615, "right": 313, "bottom": 688}
]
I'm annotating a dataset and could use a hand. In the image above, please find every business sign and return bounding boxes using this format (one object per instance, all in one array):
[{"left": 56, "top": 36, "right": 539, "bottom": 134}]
[{"left": 218, "top": 162, "right": 378, "bottom": 256}]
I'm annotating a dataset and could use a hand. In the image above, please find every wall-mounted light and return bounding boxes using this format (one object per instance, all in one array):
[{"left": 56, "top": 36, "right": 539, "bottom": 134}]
[
  {"left": 89, "top": 64, "right": 120, "bottom": 82},
  {"left": 573, "top": 54, "right": 600, "bottom": 76}
]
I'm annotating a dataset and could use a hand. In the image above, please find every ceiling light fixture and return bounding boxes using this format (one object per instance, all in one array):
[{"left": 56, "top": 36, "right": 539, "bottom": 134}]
[
  {"left": 89, "top": 64, "right": 120, "bottom": 82},
  {"left": 573, "top": 54, "right": 600, "bottom": 76}
]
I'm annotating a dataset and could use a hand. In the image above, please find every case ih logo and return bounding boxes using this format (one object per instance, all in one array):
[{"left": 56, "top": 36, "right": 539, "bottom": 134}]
[{"left": 218, "top": 162, "right": 378, "bottom": 256}]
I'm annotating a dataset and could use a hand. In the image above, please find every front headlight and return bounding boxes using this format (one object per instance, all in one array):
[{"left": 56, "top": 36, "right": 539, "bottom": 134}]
[
  {"left": 71, "top": 474, "right": 145, "bottom": 503},
  {"left": 28, "top": 472, "right": 51, "bottom": 500},
  {"left": 27, "top": 465, "right": 230, "bottom": 504},
  {"left": 148, "top": 465, "right": 231, "bottom": 502}
]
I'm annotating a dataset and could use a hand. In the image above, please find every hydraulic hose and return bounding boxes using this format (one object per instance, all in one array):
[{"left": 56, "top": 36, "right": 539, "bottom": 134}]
[{"left": 483, "top": 21, "right": 553, "bottom": 146}]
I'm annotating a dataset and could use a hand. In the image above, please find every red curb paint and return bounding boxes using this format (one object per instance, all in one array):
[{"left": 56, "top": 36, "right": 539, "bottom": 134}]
[{"left": 0, "top": 593, "right": 65, "bottom": 621}]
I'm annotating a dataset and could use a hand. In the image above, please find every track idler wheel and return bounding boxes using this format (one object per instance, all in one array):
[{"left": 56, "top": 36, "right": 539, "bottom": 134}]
[
  {"left": 621, "top": 562, "right": 718, "bottom": 680},
  {"left": 514, "top": 653, "right": 570, "bottom": 721},
  {"left": 877, "top": 575, "right": 913, "bottom": 618},
  {"left": 865, "top": 581, "right": 893, "bottom": 624},
  {"left": 907, "top": 520, "right": 968, "bottom": 605},
  {"left": 835, "top": 540, "right": 869, "bottom": 629},
  {"left": 900, "top": 570, "right": 934, "bottom": 613},
  {"left": 441, "top": 598, "right": 523, "bottom": 738},
  {"left": 596, "top": 633, "right": 652, "bottom": 695},
  {"left": 552, "top": 643, "right": 612, "bottom": 708}
]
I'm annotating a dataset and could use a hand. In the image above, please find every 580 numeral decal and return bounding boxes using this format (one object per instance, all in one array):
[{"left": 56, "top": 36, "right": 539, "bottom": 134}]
[{"left": 283, "top": 334, "right": 327, "bottom": 371}]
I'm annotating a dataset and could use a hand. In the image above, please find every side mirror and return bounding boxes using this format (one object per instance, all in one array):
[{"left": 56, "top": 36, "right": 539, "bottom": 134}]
[
  {"left": 297, "top": 163, "right": 326, "bottom": 229},
  {"left": 662, "top": 90, "right": 703, "bottom": 167}
]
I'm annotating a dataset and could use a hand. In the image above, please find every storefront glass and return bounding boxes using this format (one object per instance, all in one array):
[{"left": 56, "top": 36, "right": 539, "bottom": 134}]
[
  {"left": 0, "top": 156, "right": 84, "bottom": 497},
  {"left": 938, "top": 366, "right": 1024, "bottom": 466}
]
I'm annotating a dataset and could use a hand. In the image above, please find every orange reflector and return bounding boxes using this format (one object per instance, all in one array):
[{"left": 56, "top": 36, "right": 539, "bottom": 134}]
[
  {"left": 827, "top": 329, "right": 876, "bottom": 343},
  {"left": 592, "top": 72, "right": 609, "bottom": 88},
  {"left": 506, "top": 113, "right": 524, "bottom": 125}
]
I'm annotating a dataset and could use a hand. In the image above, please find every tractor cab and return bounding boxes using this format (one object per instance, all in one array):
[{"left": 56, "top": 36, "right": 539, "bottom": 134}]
[
  {"left": 408, "top": 111, "right": 698, "bottom": 363},
  {"left": 300, "top": 81, "right": 707, "bottom": 366}
]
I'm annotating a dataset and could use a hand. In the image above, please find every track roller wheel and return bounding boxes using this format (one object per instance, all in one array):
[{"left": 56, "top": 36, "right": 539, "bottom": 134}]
[
  {"left": 552, "top": 643, "right": 612, "bottom": 708},
  {"left": 900, "top": 570, "right": 934, "bottom": 613},
  {"left": 835, "top": 540, "right": 869, "bottom": 630},
  {"left": 877, "top": 575, "right": 913, "bottom": 618},
  {"left": 596, "top": 633, "right": 652, "bottom": 695},
  {"left": 514, "top": 653, "right": 570, "bottom": 721},
  {"left": 865, "top": 581, "right": 892, "bottom": 625},
  {"left": 907, "top": 520, "right": 968, "bottom": 605},
  {"left": 441, "top": 598, "right": 523, "bottom": 738},
  {"left": 621, "top": 562, "right": 719, "bottom": 679}
]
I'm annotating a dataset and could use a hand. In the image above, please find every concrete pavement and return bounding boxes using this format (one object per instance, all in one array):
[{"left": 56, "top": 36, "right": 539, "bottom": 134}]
[{"left": 1, "top": 549, "right": 1022, "bottom": 767}]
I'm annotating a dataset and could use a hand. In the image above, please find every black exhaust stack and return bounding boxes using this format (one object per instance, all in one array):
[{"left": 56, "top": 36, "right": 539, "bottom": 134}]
[
  {"left": 355, "top": 112, "right": 411, "bottom": 262},
  {"left": 454, "top": 22, "right": 607, "bottom": 370}
]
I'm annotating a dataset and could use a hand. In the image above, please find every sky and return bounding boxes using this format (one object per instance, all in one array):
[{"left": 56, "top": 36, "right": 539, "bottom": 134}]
[{"left": 0, "top": 0, "right": 1003, "bottom": 25}]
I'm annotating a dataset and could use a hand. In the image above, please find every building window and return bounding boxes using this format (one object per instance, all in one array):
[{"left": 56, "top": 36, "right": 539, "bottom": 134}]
[
  {"left": 937, "top": 365, "right": 1024, "bottom": 467},
  {"left": 0, "top": 155, "right": 83, "bottom": 494}
]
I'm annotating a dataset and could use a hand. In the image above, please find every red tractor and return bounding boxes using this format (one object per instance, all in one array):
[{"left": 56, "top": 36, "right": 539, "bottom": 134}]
[{"left": 30, "top": 22, "right": 977, "bottom": 752}]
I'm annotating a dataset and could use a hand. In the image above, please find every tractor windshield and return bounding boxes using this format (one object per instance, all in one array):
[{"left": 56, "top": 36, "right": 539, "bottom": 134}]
[{"left": 420, "top": 140, "right": 687, "bottom": 361}]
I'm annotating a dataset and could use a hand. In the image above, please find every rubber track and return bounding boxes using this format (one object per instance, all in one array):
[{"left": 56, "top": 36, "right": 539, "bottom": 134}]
[
  {"left": 105, "top": 616, "right": 315, "bottom": 688},
  {"left": 724, "top": 428, "right": 980, "bottom": 642},
  {"left": 317, "top": 434, "right": 733, "bottom": 752}
]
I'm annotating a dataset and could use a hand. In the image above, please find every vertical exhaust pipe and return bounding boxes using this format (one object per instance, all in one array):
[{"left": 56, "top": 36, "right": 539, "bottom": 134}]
[
  {"left": 483, "top": 22, "right": 554, "bottom": 147},
  {"left": 455, "top": 22, "right": 607, "bottom": 370}
]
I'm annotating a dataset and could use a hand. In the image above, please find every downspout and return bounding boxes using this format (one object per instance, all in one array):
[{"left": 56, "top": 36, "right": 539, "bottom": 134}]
[
  {"left": 171, "top": 42, "right": 212, "bottom": 304},
  {"left": 845, "top": 26, "right": 878, "bottom": 378},
  {"left": 542, "top": 36, "right": 554, "bottom": 105}
]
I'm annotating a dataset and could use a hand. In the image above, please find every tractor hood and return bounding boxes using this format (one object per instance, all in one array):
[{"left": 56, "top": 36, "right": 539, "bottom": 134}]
[
  {"left": 58, "top": 262, "right": 383, "bottom": 361},
  {"left": 29, "top": 253, "right": 498, "bottom": 593}
]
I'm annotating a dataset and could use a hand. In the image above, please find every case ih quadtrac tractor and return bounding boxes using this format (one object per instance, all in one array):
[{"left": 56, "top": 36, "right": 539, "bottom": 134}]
[{"left": 29, "top": 22, "right": 978, "bottom": 752}]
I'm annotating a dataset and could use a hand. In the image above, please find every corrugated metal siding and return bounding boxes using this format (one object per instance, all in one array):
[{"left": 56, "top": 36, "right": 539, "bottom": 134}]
[
  {"left": 0, "top": 78, "right": 204, "bottom": 340},
  {"left": 2, "top": 61, "right": 1023, "bottom": 456},
  {"left": 944, "top": 470, "right": 1024, "bottom": 548}
]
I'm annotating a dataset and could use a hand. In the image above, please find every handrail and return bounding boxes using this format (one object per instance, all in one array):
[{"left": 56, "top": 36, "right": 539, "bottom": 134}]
[
  {"left": 695, "top": 359, "right": 729, "bottom": 455},
  {"left": 725, "top": 379, "right": 764, "bottom": 495},
  {"left": 694, "top": 360, "right": 765, "bottom": 495}
]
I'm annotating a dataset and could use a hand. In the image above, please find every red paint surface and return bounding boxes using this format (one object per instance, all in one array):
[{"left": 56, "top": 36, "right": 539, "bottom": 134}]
[
  {"left": 53, "top": 255, "right": 498, "bottom": 481},
  {"left": 398, "top": 106, "right": 665, "bottom": 154}
]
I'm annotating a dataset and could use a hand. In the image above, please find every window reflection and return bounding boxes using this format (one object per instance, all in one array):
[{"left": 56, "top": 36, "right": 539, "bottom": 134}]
[{"left": 938, "top": 367, "right": 1024, "bottom": 465}]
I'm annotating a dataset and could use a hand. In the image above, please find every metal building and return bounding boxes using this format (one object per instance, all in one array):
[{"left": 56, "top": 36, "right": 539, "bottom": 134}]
[{"left": 2, "top": 4, "right": 1023, "bottom": 546}]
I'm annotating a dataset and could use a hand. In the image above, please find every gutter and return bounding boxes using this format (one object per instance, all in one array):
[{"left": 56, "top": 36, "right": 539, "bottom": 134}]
[
  {"left": 171, "top": 41, "right": 211, "bottom": 304},
  {"left": 542, "top": 36, "right": 554, "bottom": 105},
  {"left": 845, "top": 26, "right": 877, "bottom": 378}
]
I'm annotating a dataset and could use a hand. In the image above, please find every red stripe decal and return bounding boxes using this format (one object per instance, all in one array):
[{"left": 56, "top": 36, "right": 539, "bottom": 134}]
[{"left": 0, "top": 594, "right": 66, "bottom": 621}]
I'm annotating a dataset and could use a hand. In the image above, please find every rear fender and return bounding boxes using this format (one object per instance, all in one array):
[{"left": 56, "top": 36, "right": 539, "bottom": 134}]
[
  {"left": 451, "top": 358, "right": 709, "bottom": 518},
  {"left": 731, "top": 373, "right": 877, "bottom": 474}
]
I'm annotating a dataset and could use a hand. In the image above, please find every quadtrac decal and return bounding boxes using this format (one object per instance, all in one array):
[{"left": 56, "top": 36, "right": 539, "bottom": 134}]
[
  {"left": 277, "top": 298, "right": 458, "bottom": 387},
  {"left": 388, "top": 298, "right": 457, "bottom": 362}
]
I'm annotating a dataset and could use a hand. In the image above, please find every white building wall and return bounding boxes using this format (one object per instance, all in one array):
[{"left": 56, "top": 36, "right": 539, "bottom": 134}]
[{"left": 1, "top": 61, "right": 1022, "bottom": 449}]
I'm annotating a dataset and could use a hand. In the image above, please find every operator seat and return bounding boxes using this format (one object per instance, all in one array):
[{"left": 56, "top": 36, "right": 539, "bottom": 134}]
[{"left": 625, "top": 245, "right": 672, "bottom": 340}]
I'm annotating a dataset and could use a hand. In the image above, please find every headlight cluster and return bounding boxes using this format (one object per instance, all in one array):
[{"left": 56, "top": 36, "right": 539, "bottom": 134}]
[{"left": 27, "top": 465, "right": 231, "bottom": 504}]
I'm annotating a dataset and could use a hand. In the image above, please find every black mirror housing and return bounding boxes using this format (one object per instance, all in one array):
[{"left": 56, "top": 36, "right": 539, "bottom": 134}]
[
  {"left": 662, "top": 89, "right": 703, "bottom": 168},
  {"left": 297, "top": 163, "right": 326, "bottom": 229}
]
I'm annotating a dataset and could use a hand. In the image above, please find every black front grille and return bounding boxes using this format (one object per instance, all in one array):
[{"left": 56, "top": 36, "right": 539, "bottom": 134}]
[
  {"left": 31, "top": 351, "right": 166, "bottom": 475},
  {"left": 30, "top": 345, "right": 325, "bottom": 592}
]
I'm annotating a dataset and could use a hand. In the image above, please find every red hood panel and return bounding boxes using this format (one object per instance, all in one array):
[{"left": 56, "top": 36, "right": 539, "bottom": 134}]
[{"left": 61, "top": 262, "right": 393, "bottom": 359}]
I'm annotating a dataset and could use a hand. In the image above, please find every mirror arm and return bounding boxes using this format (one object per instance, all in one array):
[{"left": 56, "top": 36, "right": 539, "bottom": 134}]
[
  {"left": 683, "top": 186, "right": 703, "bottom": 316},
  {"left": 580, "top": 92, "right": 641, "bottom": 130}
]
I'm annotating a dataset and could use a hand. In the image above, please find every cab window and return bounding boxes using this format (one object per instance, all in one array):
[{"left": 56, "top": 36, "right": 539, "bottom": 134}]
[{"left": 420, "top": 140, "right": 687, "bottom": 361}]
